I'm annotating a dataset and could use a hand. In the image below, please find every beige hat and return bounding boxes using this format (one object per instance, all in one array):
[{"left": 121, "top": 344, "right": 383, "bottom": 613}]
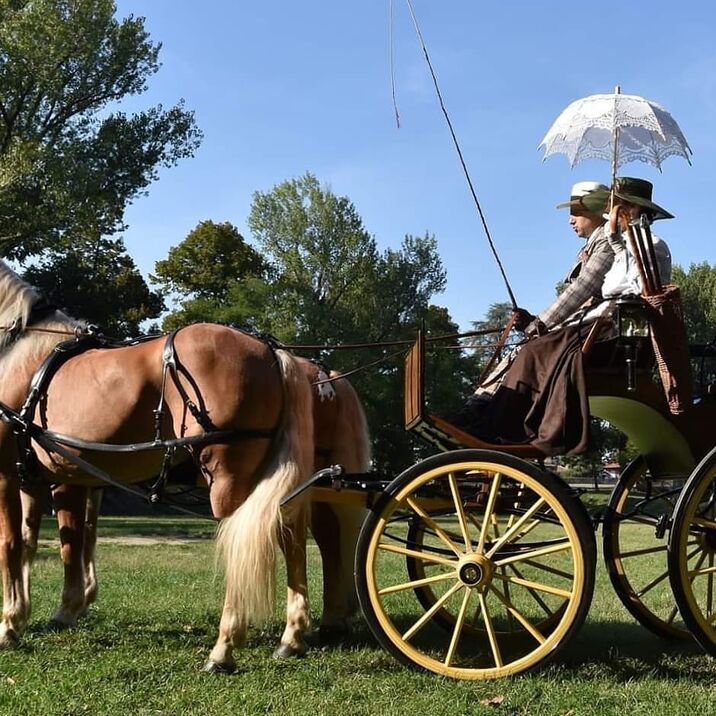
[{"left": 556, "top": 181, "right": 609, "bottom": 213}]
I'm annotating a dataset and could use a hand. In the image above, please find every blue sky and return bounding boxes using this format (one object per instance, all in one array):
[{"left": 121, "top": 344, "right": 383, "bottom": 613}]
[{"left": 114, "top": 1, "right": 716, "bottom": 331}]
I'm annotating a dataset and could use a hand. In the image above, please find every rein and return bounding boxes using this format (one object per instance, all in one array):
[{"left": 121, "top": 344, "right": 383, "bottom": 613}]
[{"left": 281, "top": 326, "right": 506, "bottom": 387}]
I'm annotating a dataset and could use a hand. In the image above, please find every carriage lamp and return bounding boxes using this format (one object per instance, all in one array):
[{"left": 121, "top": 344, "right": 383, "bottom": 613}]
[{"left": 616, "top": 300, "right": 650, "bottom": 339}]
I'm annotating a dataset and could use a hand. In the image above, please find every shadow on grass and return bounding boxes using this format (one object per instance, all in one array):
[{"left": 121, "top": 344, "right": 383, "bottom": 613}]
[{"left": 556, "top": 617, "right": 712, "bottom": 680}]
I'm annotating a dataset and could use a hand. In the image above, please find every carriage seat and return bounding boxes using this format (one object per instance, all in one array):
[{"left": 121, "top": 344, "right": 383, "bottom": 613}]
[{"left": 403, "top": 331, "right": 544, "bottom": 458}]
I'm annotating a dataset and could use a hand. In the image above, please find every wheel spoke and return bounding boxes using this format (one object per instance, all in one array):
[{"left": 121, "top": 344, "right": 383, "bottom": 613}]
[
  {"left": 688, "top": 563, "right": 716, "bottom": 579},
  {"left": 478, "top": 592, "right": 503, "bottom": 667},
  {"left": 448, "top": 472, "right": 473, "bottom": 552},
  {"left": 619, "top": 543, "right": 668, "bottom": 558},
  {"left": 522, "top": 558, "right": 573, "bottom": 580},
  {"left": 486, "top": 497, "right": 546, "bottom": 558},
  {"left": 635, "top": 567, "right": 670, "bottom": 597},
  {"left": 487, "top": 584, "right": 546, "bottom": 644},
  {"left": 477, "top": 473, "right": 502, "bottom": 553},
  {"left": 494, "top": 540, "right": 571, "bottom": 567},
  {"left": 406, "top": 496, "right": 463, "bottom": 556},
  {"left": 444, "top": 587, "right": 472, "bottom": 667},
  {"left": 378, "top": 571, "right": 457, "bottom": 596},
  {"left": 692, "top": 516, "right": 716, "bottom": 531},
  {"left": 378, "top": 542, "right": 457, "bottom": 567},
  {"left": 402, "top": 582, "right": 464, "bottom": 641},
  {"left": 666, "top": 605, "right": 679, "bottom": 625},
  {"left": 495, "top": 571, "right": 572, "bottom": 599},
  {"left": 508, "top": 563, "right": 555, "bottom": 616}
]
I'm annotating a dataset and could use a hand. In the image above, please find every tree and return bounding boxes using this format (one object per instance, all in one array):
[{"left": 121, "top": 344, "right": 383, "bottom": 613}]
[
  {"left": 156, "top": 173, "right": 473, "bottom": 474},
  {"left": 152, "top": 220, "right": 270, "bottom": 330},
  {"left": 673, "top": 262, "right": 716, "bottom": 343},
  {"left": 153, "top": 221, "right": 269, "bottom": 301},
  {"left": 23, "top": 236, "right": 164, "bottom": 337},
  {"left": 0, "top": 0, "right": 201, "bottom": 258}
]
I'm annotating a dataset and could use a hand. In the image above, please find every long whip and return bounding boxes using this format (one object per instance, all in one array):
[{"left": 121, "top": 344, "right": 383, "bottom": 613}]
[{"left": 403, "top": 0, "right": 518, "bottom": 309}]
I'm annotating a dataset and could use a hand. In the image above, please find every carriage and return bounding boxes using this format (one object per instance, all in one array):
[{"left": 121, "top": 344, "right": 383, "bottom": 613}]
[
  {"left": 283, "top": 292, "right": 716, "bottom": 679},
  {"left": 0, "top": 253, "right": 714, "bottom": 681}
]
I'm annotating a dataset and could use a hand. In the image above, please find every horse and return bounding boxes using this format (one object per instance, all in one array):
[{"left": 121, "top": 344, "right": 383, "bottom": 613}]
[
  {"left": 0, "top": 260, "right": 314, "bottom": 674},
  {"left": 22, "top": 348, "right": 371, "bottom": 659},
  {"left": 298, "top": 358, "right": 370, "bottom": 639}
]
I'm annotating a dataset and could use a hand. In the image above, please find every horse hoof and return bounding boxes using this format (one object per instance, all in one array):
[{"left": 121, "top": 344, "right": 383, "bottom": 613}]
[
  {"left": 0, "top": 631, "right": 20, "bottom": 649},
  {"left": 45, "top": 619, "right": 72, "bottom": 633},
  {"left": 273, "top": 643, "right": 306, "bottom": 659},
  {"left": 202, "top": 660, "right": 235, "bottom": 675}
]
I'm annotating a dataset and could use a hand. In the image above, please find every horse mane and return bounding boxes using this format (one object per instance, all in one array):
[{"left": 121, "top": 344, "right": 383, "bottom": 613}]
[
  {"left": 0, "top": 261, "right": 42, "bottom": 343},
  {"left": 0, "top": 260, "right": 82, "bottom": 370}
]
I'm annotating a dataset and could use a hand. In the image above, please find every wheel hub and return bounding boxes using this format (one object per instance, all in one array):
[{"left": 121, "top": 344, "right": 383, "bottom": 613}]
[{"left": 457, "top": 554, "right": 493, "bottom": 589}]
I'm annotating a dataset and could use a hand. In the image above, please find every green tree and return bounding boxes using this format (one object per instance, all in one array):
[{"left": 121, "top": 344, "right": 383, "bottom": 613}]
[
  {"left": 673, "top": 262, "right": 716, "bottom": 343},
  {"left": 0, "top": 0, "right": 201, "bottom": 258},
  {"left": 152, "top": 220, "right": 270, "bottom": 330},
  {"left": 157, "top": 173, "right": 473, "bottom": 474},
  {"left": 23, "top": 236, "right": 164, "bottom": 337},
  {"left": 153, "top": 221, "right": 268, "bottom": 301}
]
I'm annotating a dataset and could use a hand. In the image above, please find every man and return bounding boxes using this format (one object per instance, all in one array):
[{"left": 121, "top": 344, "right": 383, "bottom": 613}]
[
  {"left": 454, "top": 180, "right": 612, "bottom": 443},
  {"left": 519, "top": 180, "right": 613, "bottom": 336}
]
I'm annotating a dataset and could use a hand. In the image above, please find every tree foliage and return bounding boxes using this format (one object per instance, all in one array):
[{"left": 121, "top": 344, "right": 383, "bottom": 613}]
[
  {"left": 673, "top": 262, "right": 716, "bottom": 343},
  {"left": 0, "top": 0, "right": 201, "bottom": 258},
  {"left": 156, "top": 173, "right": 473, "bottom": 474},
  {"left": 23, "top": 236, "right": 164, "bottom": 337}
]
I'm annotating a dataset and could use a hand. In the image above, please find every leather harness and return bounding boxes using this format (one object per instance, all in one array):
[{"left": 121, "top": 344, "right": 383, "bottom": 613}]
[{"left": 0, "top": 323, "right": 280, "bottom": 513}]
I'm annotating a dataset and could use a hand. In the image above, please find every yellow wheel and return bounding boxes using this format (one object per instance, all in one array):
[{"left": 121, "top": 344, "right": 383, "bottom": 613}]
[
  {"left": 602, "top": 456, "right": 689, "bottom": 639},
  {"left": 668, "top": 446, "right": 716, "bottom": 654},
  {"left": 355, "top": 450, "right": 596, "bottom": 679}
]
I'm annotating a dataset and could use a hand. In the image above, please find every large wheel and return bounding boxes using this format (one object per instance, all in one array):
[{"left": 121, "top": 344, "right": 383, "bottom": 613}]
[
  {"left": 668, "top": 446, "right": 716, "bottom": 654},
  {"left": 355, "top": 450, "right": 596, "bottom": 679},
  {"left": 602, "top": 456, "right": 689, "bottom": 639}
]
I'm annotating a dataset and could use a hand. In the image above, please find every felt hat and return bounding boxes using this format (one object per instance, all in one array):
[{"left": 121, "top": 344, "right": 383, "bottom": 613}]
[
  {"left": 582, "top": 177, "right": 674, "bottom": 220},
  {"left": 556, "top": 181, "right": 609, "bottom": 214}
]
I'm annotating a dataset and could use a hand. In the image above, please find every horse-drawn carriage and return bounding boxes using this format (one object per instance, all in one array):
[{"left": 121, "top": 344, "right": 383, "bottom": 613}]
[
  {"left": 0, "top": 254, "right": 713, "bottom": 681},
  {"left": 288, "top": 292, "right": 716, "bottom": 679}
]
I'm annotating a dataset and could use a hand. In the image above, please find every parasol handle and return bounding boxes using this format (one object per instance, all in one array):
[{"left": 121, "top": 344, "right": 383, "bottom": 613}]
[{"left": 610, "top": 85, "right": 621, "bottom": 189}]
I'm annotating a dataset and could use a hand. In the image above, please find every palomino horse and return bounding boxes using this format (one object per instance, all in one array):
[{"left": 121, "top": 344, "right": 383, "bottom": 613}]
[
  {"left": 0, "top": 261, "right": 314, "bottom": 673},
  {"left": 299, "top": 359, "right": 371, "bottom": 639},
  {"left": 33, "top": 357, "right": 371, "bottom": 655}
]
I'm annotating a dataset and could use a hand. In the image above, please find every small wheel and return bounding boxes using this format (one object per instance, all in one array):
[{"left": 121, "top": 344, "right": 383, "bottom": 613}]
[
  {"left": 668, "top": 446, "right": 716, "bottom": 654},
  {"left": 602, "top": 456, "right": 689, "bottom": 639},
  {"left": 355, "top": 449, "right": 596, "bottom": 679}
]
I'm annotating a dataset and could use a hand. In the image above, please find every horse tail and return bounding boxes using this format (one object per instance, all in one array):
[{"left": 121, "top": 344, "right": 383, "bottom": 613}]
[{"left": 216, "top": 348, "right": 314, "bottom": 625}]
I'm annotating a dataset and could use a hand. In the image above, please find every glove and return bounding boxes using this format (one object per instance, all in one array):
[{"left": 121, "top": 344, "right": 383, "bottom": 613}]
[
  {"left": 511, "top": 307, "right": 536, "bottom": 332},
  {"left": 524, "top": 318, "right": 548, "bottom": 338}
]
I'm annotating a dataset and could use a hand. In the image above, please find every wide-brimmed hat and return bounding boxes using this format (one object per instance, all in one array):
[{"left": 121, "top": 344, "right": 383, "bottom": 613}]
[
  {"left": 556, "top": 181, "right": 609, "bottom": 214},
  {"left": 582, "top": 177, "right": 674, "bottom": 220}
]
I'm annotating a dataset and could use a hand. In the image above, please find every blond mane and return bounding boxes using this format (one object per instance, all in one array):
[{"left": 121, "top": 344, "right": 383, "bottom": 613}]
[{"left": 0, "top": 261, "right": 83, "bottom": 379}]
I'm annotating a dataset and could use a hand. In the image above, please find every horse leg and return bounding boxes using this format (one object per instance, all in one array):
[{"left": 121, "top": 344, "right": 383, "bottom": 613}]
[
  {"left": 311, "top": 501, "right": 362, "bottom": 639},
  {"left": 82, "top": 488, "right": 102, "bottom": 612},
  {"left": 48, "top": 483, "right": 88, "bottom": 630},
  {"left": 0, "top": 473, "right": 29, "bottom": 648},
  {"left": 20, "top": 485, "right": 48, "bottom": 612},
  {"left": 274, "top": 503, "right": 310, "bottom": 658}
]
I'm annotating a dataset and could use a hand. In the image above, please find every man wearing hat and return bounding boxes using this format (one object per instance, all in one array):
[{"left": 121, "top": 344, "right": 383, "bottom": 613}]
[{"left": 518, "top": 180, "right": 614, "bottom": 337}]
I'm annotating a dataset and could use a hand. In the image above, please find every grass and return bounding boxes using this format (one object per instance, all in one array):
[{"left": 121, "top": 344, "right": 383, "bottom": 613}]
[{"left": 0, "top": 515, "right": 714, "bottom": 715}]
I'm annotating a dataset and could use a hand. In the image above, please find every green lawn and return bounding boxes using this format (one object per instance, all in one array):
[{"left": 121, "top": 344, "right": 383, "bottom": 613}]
[{"left": 0, "top": 516, "right": 713, "bottom": 716}]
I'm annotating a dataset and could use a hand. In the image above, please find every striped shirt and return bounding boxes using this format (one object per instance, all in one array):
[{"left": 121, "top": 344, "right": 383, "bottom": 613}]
[{"left": 538, "top": 225, "right": 615, "bottom": 329}]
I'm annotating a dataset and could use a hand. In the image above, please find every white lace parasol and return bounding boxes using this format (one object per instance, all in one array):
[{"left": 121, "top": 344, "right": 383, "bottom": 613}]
[{"left": 539, "top": 91, "right": 692, "bottom": 173}]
